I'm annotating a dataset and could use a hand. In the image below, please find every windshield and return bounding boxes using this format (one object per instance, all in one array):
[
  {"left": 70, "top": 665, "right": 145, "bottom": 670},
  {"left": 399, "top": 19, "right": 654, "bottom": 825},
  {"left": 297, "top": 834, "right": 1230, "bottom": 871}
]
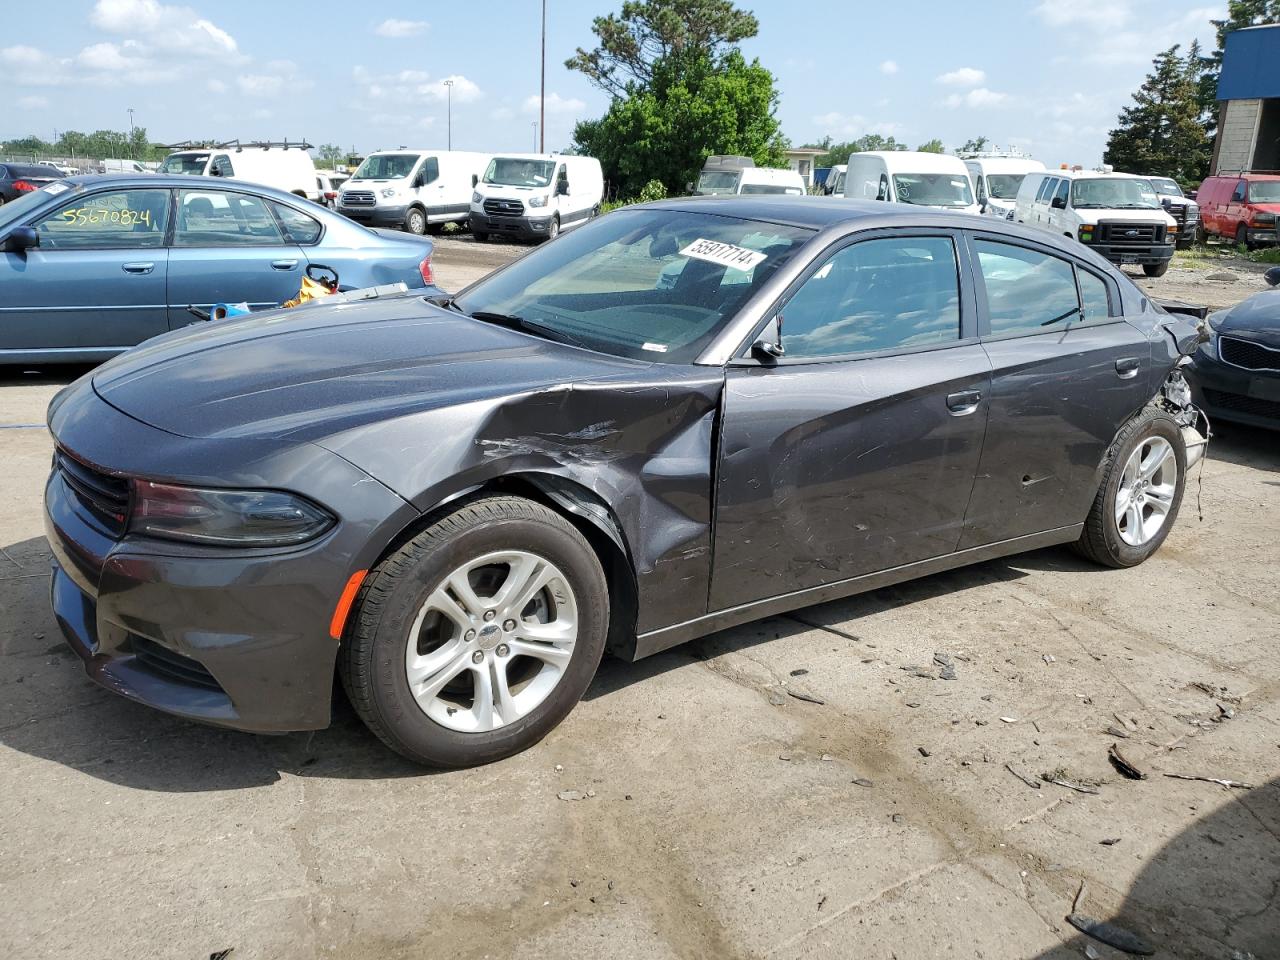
[
  {"left": 829, "top": 171, "right": 846, "bottom": 194},
  {"left": 892, "top": 173, "right": 974, "bottom": 207},
  {"left": 352, "top": 154, "right": 419, "bottom": 180},
  {"left": 484, "top": 158, "right": 556, "bottom": 187},
  {"left": 1249, "top": 181, "right": 1280, "bottom": 202},
  {"left": 452, "top": 209, "right": 813, "bottom": 363},
  {"left": 985, "top": 174, "right": 1026, "bottom": 199},
  {"left": 1148, "top": 177, "right": 1183, "bottom": 197},
  {"left": 696, "top": 171, "right": 742, "bottom": 195},
  {"left": 739, "top": 183, "right": 802, "bottom": 195},
  {"left": 0, "top": 180, "right": 76, "bottom": 231},
  {"left": 1071, "top": 178, "right": 1160, "bottom": 209},
  {"left": 158, "top": 153, "right": 209, "bottom": 175}
]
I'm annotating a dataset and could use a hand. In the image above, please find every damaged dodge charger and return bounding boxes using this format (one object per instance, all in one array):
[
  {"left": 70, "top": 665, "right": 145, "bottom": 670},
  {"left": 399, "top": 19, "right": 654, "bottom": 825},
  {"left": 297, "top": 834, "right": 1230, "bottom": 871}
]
[{"left": 45, "top": 197, "right": 1209, "bottom": 767}]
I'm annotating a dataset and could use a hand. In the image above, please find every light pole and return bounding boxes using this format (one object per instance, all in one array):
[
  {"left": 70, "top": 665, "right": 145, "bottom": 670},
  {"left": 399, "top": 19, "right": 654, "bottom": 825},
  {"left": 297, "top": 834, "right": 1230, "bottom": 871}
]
[
  {"left": 539, "top": 0, "right": 546, "bottom": 153},
  {"left": 127, "top": 107, "right": 135, "bottom": 158},
  {"left": 442, "top": 79, "right": 454, "bottom": 150},
  {"left": 531, "top": 121, "right": 538, "bottom": 152}
]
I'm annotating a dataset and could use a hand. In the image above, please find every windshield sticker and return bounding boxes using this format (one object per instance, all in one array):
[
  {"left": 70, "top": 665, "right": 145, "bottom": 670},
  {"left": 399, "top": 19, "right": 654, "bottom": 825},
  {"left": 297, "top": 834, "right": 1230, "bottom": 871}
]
[
  {"left": 43, "top": 182, "right": 71, "bottom": 195},
  {"left": 679, "top": 238, "right": 768, "bottom": 271},
  {"left": 642, "top": 342, "right": 668, "bottom": 353}
]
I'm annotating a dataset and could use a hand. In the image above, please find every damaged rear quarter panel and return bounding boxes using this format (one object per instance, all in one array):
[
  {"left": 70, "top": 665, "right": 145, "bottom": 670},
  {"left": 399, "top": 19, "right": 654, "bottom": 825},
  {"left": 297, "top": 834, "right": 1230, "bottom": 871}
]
[{"left": 318, "top": 370, "right": 725, "bottom": 633}]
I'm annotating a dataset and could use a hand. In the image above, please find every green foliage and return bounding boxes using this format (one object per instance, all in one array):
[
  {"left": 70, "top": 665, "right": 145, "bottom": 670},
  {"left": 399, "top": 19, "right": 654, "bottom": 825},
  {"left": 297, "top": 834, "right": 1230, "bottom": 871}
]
[
  {"left": 1103, "top": 45, "right": 1210, "bottom": 188},
  {"left": 636, "top": 178, "right": 668, "bottom": 202},
  {"left": 318, "top": 143, "right": 345, "bottom": 165},
  {"left": 569, "top": 2, "right": 786, "bottom": 199},
  {"left": 916, "top": 138, "right": 945, "bottom": 154},
  {"left": 2, "top": 127, "right": 166, "bottom": 162},
  {"left": 804, "top": 134, "right": 910, "bottom": 170},
  {"left": 957, "top": 136, "right": 989, "bottom": 153}
]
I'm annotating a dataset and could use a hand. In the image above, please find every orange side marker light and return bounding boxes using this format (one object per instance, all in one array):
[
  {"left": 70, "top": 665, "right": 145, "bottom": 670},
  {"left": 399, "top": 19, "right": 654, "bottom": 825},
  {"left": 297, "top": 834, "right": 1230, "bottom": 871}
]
[{"left": 329, "top": 569, "right": 369, "bottom": 640}]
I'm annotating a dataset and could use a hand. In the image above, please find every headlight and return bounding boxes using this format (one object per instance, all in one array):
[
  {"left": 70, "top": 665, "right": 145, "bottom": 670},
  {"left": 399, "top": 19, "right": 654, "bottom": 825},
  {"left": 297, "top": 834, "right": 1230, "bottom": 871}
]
[
  {"left": 1253, "top": 212, "right": 1276, "bottom": 225},
  {"left": 472, "top": 191, "right": 483, "bottom": 204},
  {"left": 130, "top": 481, "right": 335, "bottom": 546},
  {"left": 527, "top": 195, "right": 547, "bottom": 208},
  {"left": 1186, "top": 203, "right": 1200, "bottom": 220},
  {"left": 379, "top": 187, "right": 398, "bottom": 199}
]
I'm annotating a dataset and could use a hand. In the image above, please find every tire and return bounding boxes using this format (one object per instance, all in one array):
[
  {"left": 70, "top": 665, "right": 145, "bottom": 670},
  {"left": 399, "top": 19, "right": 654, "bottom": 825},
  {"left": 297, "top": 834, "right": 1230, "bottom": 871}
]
[
  {"left": 590, "top": 204, "right": 600, "bottom": 219},
  {"left": 340, "top": 496, "right": 609, "bottom": 768},
  {"left": 404, "top": 207, "right": 428, "bottom": 236},
  {"left": 1195, "top": 224, "right": 1207, "bottom": 245},
  {"left": 547, "top": 215, "right": 560, "bottom": 241},
  {"left": 1073, "top": 407, "right": 1186, "bottom": 568},
  {"left": 473, "top": 231, "right": 489, "bottom": 242},
  {"left": 1235, "top": 223, "right": 1252, "bottom": 251},
  {"left": 1143, "top": 261, "right": 1170, "bottom": 278}
]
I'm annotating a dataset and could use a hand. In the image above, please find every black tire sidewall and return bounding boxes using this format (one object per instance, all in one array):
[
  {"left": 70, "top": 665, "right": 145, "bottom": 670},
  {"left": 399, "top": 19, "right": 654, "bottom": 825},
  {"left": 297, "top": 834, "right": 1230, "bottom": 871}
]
[
  {"left": 362, "top": 511, "right": 608, "bottom": 767},
  {"left": 405, "top": 207, "right": 427, "bottom": 235},
  {"left": 1097, "top": 414, "right": 1187, "bottom": 566}
]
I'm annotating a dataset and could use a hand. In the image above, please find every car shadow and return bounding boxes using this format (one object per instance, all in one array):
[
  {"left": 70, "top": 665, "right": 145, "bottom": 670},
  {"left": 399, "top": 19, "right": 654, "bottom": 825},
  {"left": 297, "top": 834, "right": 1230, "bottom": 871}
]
[
  {"left": 1030, "top": 776, "right": 1279, "bottom": 959},
  {"left": 1201, "top": 420, "right": 1280, "bottom": 473},
  {"left": 0, "top": 363, "right": 95, "bottom": 387}
]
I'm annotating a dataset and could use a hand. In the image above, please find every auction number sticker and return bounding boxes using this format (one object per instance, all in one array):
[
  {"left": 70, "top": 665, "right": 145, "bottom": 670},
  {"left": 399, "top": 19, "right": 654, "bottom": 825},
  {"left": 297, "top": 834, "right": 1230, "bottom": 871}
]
[
  {"left": 679, "top": 238, "right": 767, "bottom": 271},
  {"left": 60, "top": 206, "right": 152, "bottom": 227}
]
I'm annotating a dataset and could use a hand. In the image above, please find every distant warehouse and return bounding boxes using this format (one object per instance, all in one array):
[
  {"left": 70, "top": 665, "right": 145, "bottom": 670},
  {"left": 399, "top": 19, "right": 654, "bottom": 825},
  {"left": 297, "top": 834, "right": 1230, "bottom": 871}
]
[{"left": 1213, "top": 23, "right": 1280, "bottom": 174}]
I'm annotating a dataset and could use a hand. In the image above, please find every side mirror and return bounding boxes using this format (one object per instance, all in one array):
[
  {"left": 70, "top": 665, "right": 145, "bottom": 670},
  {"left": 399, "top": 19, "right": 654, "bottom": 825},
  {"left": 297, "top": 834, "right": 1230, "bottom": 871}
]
[
  {"left": 4, "top": 226, "right": 39, "bottom": 253},
  {"left": 1051, "top": 196, "right": 1066, "bottom": 210},
  {"left": 1187, "top": 190, "right": 1197, "bottom": 200},
  {"left": 412, "top": 174, "right": 425, "bottom": 188},
  {"left": 556, "top": 180, "right": 569, "bottom": 196},
  {"left": 471, "top": 174, "right": 478, "bottom": 187},
  {"left": 1161, "top": 197, "right": 1172, "bottom": 209},
  {"left": 750, "top": 316, "right": 785, "bottom": 362},
  {"left": 1265, "top": 266, "right": 1280, "bottom": 288}
]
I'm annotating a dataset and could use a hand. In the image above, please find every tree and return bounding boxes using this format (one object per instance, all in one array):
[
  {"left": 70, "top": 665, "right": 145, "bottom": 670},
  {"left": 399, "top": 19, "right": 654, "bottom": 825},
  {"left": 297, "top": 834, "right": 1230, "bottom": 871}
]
[
  {"left": 1103, "top": 44, "right": 1211, "bottom": 187},
  {"left": 569, "top": 1, "right": 786, "bottom": 198},
  {"left": 804, "top": 134, "right": 911, "bottom": 170},
  {"left": 318, "top": 143, "right": 345, "bottom": 165},
  {"left": 916, "top": 138, "right": 945, "bottom": 154},
  {"left": 957, "top": 136, "right": 989, "bottom": 153}
]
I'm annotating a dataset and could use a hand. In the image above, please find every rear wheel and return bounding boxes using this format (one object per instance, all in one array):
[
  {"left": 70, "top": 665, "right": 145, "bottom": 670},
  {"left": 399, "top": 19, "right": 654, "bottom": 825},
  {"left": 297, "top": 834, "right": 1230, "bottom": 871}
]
[
  {"left": 1143, "top": 261, "right": 1170, "bottom": 278},
  {"left": 340, "top": 496, "right": 609, "bottom": 768},
  {"left": 1074, "top": 408, "right": 1186, "bottom": 568},
  {"left": 405, "top": 207, "right": 427, "bottom": 236}
]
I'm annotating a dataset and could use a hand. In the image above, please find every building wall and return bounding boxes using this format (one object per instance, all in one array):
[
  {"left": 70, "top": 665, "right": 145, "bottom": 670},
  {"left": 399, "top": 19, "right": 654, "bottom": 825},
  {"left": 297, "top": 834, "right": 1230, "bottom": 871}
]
[{"left": 1215, "top": 98, "right": 1262, "bottom": 174}]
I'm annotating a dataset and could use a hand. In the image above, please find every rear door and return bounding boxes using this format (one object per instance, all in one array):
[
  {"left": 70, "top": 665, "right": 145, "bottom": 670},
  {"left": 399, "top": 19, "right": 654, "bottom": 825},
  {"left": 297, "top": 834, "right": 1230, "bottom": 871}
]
[
  {"left": 710, "top": 229, "right": 992, "bottom": 610},
  {"left": 959, "top": 232, "right": 1153, "bottom": 547},
  {"left": 166, "top": 187, "right": 306, "bottom": 326},
  {"left": 0, "top": 186, "right": 171, "bottom": 352}
]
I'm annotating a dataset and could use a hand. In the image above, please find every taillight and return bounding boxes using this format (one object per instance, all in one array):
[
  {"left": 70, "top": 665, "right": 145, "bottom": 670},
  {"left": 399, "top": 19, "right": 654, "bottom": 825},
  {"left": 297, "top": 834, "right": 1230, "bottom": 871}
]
[
  {"left": 12, "top": 180, "right": 36, "bottom": 192},
  {"left": 324, "top": 191, "right": 337, "bottom": 200},
  {"left": 419, "top": 256, "right": 433, "bottom": 285}
]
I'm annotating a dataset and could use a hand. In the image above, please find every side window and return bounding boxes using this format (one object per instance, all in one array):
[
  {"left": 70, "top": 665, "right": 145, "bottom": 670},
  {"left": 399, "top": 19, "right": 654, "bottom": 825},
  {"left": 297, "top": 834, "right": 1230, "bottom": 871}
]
[
  {"left": 34, "top": 189, "right": 170, "bottom": 249},
  {"left": 1232, "top": 180, "right": 1247, "bottom": 201},
  {"left": 779, "top": 236, "right": 961, "bottom": 360},
  {"left": 975, "top": 239, "right": 1080, "bottom": 336},
  {"left": 1036, "top": 178, "right": 1055, "bottom": 203},
  {"left": 422, "top": 157, "right": 439, "bottom": 184},
  {"left": 974, "top": 174, "right": 987, "bottom": 204},
  {"left": 174, "top": 190, "right": 285, "bottom": 246},
  {"left": 1054, "top": 179, "right": 1070, "bottom": 205},
  {"left": 876, "top": 174, "right": 889, "bottom": 200},
  {"left": 271, "top": 202, "right": 322, "bottom": 244},
  {"left": 557, "top": 164, "right": 569, "bottom": 194},
  {"left": 210, "top": 155, "right": 234, "bottom": 177},
  {"left": 1078, "top": 269, "right": 1112, "bottom": 322}
]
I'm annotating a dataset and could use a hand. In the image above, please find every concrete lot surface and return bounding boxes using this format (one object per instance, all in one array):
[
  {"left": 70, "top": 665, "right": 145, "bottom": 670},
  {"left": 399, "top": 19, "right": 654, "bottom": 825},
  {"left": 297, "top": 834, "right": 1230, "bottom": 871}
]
[{"left": 0, "top": 239, "right": 1277, "bottom": 960}]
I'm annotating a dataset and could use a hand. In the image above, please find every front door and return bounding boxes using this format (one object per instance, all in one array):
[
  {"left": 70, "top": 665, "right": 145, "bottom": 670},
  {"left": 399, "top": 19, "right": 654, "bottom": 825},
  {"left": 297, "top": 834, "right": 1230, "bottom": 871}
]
[
  {"left": 959, "top": 233, "right": 1155, "bottom": 547},
  {"left": 710, "top": 231, "right": 991, "bottom": 611},
  {"left": 167, "top": 187, "right": 306, "bottom": 325},
  {"left": 0, "top": 186, "right": 171, "bottom": 353}
]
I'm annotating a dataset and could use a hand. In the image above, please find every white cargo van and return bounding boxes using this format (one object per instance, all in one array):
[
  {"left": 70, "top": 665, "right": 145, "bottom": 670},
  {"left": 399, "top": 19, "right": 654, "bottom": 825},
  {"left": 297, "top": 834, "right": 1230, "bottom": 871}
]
[
  {"left": 469, "top": 154, "right": 604, "bottom": 242},
  {"left": 842, "top": 151, "right": 980, "bottom": 215},
  {"left": 1013, "top": 169, "right": 1178, "bottom": 276},
  {"left": 823, "top": 164, "right": 846, "bottom": 196},
  {"left": 337, "top": 150, "right": 489, "bottom": 235},
  {"left": 694, "top": 157, "right": 805, "bottom": 196},
  {"left": 158, "top": 142, "right": 319, "bottom": 200},
  {"left": 961, "top": 154, "right": 1045, "bottom": 220}
]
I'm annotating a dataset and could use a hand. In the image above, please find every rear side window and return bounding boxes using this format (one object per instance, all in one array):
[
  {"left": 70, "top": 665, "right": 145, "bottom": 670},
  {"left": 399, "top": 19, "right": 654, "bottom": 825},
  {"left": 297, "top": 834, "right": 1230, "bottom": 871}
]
[
  {"left": 1036, "top": 178, "right": 1055, "bottom": 203},
  {"left": 975, "top": 240, "right": 1080, "bottom": 336},
  {"left": 175, "top": 189, "right": 285, "bottom": 246},
  {"left": 34, "top": 189, "right": 170, "bottom": 249},
  {"left": 1079, "top": 269, "right": 1112, "bottom": 322},
  {"left": 272, "top": 202, "right": 322, "bottom": 244}
]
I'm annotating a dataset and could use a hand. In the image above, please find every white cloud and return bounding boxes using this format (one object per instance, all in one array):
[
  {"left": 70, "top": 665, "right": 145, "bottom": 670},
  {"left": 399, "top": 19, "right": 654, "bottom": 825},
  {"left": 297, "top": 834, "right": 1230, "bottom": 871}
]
[
  {"left": 879, "top": 60, "right": 899, "bottom": 75},
  {"left": 943, "top": 88, "right": 1009, "bottom": 108},
  {"left": 2, "top": 45, "right": 47, "bottom": 66},
  {"left": 238, "top": 74, "right": 285, "bottom": 97},
  {"left": 936, "top": 67, "right": 986, "bottom": 87},
  {"left": 1, "top": 45, "right": 73, "bottom": 85},
  {"left": 523, "top": 92, "right": 586, "bottom": 115},
  {"left": 352, "top": 66, "right": 482, "bottom": 106},
  {"left": 90, "top": 0, "right": 238, "bottom": 57},
  {"left": 77, "top": 41, "right": 137, "bottom": 71},
  {"left": 1033, "top": 0, "right": 1132, "bottom": 28},
  {"left": 812, "top": 111, "right": 905, "bottom": 139},
  {"left": 17, "top": 95, "right": 48, "bottom": 110},
  {"left": 206, "top": 78, "right": 227, "bottom": 94},
  {"left": 432, "top": 75, "right": 482, "bottom": 103},
  {"left": 374, "top": 18, "right": 428, "bottom": 37}
]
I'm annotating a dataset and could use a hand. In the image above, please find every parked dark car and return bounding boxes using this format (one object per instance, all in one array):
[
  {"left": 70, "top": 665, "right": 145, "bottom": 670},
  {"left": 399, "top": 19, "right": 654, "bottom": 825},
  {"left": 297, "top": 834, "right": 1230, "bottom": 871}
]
[
  {"left": 1, "top": 174, "right": 439, "bottom": 365},
  {"left": 45, "top": 198, "right": 1207, "bottom": 767},
  {"left": 0, "top": 162, "right": 65, "bottom": 205},
  {"left": 1186, "top": 266, "right": 1280, "bottom": 429}
]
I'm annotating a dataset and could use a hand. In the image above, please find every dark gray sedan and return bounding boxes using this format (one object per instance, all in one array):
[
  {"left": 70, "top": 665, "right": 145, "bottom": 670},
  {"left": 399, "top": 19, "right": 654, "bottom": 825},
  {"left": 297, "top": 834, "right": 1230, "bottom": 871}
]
[
  {"left": 1187, "top": 267, "right": 1280, "bottom": 429},
  {"left": 1, "top": 174, "right": 439, "bottom": 365},
  {"left": 44, "top": 198, "right": 1207, "bottom": 767}
]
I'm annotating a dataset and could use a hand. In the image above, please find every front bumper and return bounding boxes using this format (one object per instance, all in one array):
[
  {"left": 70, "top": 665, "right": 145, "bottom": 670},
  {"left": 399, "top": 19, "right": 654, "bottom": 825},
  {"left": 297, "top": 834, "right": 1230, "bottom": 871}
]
[
  {"left": 338, "top": 202, "right": 410, "bottom": 227},
  {"left": 45, "top": 383, "right": 415, "bottom": 732},
  {"left": 470, "top": 209, "right": 554, "bottom": 239},
  {"left": 1186, "top": 343, "right": 1280, "bottom": 431},
  {"left": 1085, "top": 242, "right": 1175, "bottom": 266}
]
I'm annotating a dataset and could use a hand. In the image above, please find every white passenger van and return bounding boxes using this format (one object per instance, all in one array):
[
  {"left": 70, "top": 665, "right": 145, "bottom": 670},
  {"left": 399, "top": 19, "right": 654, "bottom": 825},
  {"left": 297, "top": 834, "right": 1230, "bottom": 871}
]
[
  {"left": 842, "top": 151, "right": 980, "bottom": 215},
  {"left": 694, "top": 156, "right": 806, "bottom": 196},
  {"left": 158, "top": 142, "right": 319, "bottom": 200},
  {"left": 336, "top": 150, "right": 489, "bottom": 235},
  {"left": 469, "top": 154, "right": 604, "bottom": 242},
  {"left": 961, "top": 153, "right": 1046, "bottom": 220},
  {"left": 1013, "top": 168, "right": 1178, "bottom": 276}
]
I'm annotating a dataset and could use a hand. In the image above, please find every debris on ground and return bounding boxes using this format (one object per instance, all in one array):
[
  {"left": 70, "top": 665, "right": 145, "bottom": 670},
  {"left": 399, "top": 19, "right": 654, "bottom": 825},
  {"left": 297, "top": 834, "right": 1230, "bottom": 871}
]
[
  {"left": 786, "top": 689, "right": 826, "bottom": 705},
  {"left": 1163, "top": 773, "right": 1254, "bottom": 790},
  {"left": 933, "top": 652, "right": 957, "bottom": 680},
  {"left": 817, "top": 894, "right": 828, "bottom": 911},
  {"left": 901, "top": 665, "right": 937, "bottom": 680},
  {"left": 891, "top": 814, "right": 904, "bottom": 824},
  {"left": 1108, "top": 744, "right": 1147, "bottom": 780},
  {"left": 1189, "top": 681, "right": 1243, "bottom": 704},
  {"left": 1206, "top": 271, "right": 1239, "bottom": 282},
  {"left": 851, "top": 778, "right": 874, "bottom": 788},
  {"left": 789, "top": 668, "right": 809, "bottom": 677},
  {"left": 917, "top": 746, "right": 932, "bottom": 758},
  {"left": 557, "top": 790, "right": 591, "bottom": 801},
  {"left": 1000, "top": 717, "right": 1019, "bottom": 724},
  {"left": 821, "top": 754, "right": 834, "bottom": 762},
  {"left": 1043, "top": 772, "right": 1101, "bottom": 795},
  {"left": 1113, "top": 713, "right": 1139, "bottom": 732},
  {"left": 1085, "top": 944, "right": 1101, "bottom": 959},
  {"left": 1106, "top": 724, "right": 1132, "bottom": 739},
  {"left": 1043, "top": 654, "right": 1056, "bottom": 665},
  {"left": 1005, "top": 763, "right": 1041, "bottom": 789},
  {"left": 767, "top": 688, "right": 787, "bottom": 706},
  {"left": 1100, "top": 837, "right": 1121, "bottom": 846},
  {"left": 1067, "top": 881, "right": 1155, "bottom": 955},
  {"left": 210, "top": 951, "right": 235, "bottom": 960}
]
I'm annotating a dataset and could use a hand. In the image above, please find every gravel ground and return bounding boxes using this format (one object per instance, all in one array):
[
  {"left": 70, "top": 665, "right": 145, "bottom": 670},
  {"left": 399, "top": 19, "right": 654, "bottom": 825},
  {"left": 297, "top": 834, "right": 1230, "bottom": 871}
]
[{"left": 0, "top": 238, "right": 1276, "bottom": 960}]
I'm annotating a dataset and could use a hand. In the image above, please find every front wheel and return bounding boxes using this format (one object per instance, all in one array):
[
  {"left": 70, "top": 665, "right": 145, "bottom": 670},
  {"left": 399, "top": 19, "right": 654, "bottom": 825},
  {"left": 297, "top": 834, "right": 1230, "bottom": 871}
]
[
  {"left": 1074, "top": 408, "right": 1186, "bottom": 568},
  {"left": 1143, "top": 261, "right": 1170, "bottom": 278},
  {"left": 404, "top": 207, "right": 427, "bottom": 236},
  {"left": 546, "top": 215, "right": 560, "bottom": 241},
  {"left": 1235, "top": 223, "right": 1253, "bottom": 252},
  {"left": 340, "top": 496, "right": 609, "bottom": 768},
  {"left": 473, "top": 231, "right": 489, "bottom": 242}
]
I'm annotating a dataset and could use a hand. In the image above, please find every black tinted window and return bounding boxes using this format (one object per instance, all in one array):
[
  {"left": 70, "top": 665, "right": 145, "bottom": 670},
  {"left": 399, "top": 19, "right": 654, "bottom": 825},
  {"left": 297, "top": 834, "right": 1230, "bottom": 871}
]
[
  {"left": 976, "top": 240, "right": 1081, "bottom": 336},
  {"left": 780, "top": 236, "right": 961, "bottom": 359},
  {"left": 423, "top": 157, "right": 439, "bottom": 183},
  {"left": 211, "top": 155, "right": 234, "bottom": 177},
  {"left": 1054, "top": 179, "right": 1069, "bottom": 203}
]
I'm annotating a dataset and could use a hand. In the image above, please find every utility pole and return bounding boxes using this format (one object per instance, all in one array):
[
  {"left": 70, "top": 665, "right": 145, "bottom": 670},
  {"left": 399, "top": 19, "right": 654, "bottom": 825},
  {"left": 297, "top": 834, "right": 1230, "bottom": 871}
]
[
  {"left": 127, "top": 108, "right": 135, "bottom": 158},
  {"left": 539, "top": 0, "right": 546, "bottom": 153},
  {"left": 532, "top": 122, "right": 539, "bottom": 152},
  {"left": 442, "top": 79, "right": 454, "bottom": 150}
]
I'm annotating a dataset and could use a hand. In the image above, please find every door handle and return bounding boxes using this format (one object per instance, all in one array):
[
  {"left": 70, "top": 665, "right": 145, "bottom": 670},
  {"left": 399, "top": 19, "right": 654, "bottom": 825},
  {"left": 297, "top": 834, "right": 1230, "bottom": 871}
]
[
  {"left": 1115, "top": 357, "right": 1140, "bottom": 379},
  {"left": 122, "top": 262, "right": 154, "bottom": 274},
  {"left": 271, "top": 259, "right": 298, "bottom": 270},
  {"left": 946, "top": 389, "right": 983, "bottom": 415}
]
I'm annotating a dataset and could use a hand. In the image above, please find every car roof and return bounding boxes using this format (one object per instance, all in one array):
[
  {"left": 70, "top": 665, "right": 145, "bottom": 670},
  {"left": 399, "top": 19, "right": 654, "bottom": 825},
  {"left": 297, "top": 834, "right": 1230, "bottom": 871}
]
[{"left": 46, "top": 173, "right": 313, "bottom": 203}]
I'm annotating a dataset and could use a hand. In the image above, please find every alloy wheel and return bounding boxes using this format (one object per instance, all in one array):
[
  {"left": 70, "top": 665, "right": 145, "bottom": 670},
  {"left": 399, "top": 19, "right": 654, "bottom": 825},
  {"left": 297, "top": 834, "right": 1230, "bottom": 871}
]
[{"left": 1114, "top": 437, "right": 1178, "bottom": 546}]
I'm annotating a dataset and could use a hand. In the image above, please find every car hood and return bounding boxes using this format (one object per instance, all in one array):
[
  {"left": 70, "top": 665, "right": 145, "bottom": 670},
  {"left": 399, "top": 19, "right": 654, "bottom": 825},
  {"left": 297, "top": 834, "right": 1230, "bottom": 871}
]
[
  {"left": 1075, "top": 208, "right": 1178, "bottom": 227},
  {"left": 91, "top": 297, "right": 647, "bottom": 441},
  {"left": 1216, "top": 289, "right": 1280, "bottom": 349}
]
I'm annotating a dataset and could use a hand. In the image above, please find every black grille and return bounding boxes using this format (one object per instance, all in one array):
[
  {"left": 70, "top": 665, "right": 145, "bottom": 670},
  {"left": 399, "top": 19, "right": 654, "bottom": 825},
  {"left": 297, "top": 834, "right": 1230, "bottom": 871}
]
[
  {"left": 131, "top": 635, "right": 222, "bottom": 690},
  {"left": 56, "top": 450, "right": 130, "bottom": 535},
  {"left": 340, "top": 190, "right": 375, "bottom": 207},
  {"left": 1166, "top": 203, "right": 1187, "bottom": 227},
  {"left": 1097, "top": 221, "right": 1166, "bottom": 245},
  {"left": 483, "top": 198, "right": 524, "bottom": 217},
  {"left": 1220, "top": 336, "right": 1280, "bottom": 372}
]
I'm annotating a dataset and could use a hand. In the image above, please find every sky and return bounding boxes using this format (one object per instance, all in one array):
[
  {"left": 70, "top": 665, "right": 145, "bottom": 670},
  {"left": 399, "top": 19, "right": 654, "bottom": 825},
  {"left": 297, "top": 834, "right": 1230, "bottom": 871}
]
[{"left": 2, "top": 0, "right": 1228, "bottom": 168}]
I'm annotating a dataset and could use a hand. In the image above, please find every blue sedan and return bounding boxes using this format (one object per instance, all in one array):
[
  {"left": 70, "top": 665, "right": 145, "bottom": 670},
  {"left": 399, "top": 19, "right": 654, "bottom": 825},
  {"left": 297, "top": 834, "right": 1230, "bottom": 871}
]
[{"left": 0, "top": 174, "right": 441, "bottom": 365}]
